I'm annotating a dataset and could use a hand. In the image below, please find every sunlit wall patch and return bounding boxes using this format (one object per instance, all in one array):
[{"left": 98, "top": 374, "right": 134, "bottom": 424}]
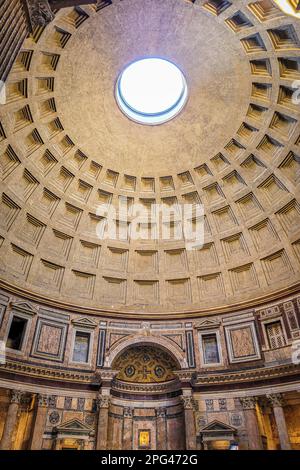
[
  {"left": 115, "top": 58, "right": 188, "bottom": 125},
  {"left": 271, "top": 0, "right": 300, "bottom": 19}
]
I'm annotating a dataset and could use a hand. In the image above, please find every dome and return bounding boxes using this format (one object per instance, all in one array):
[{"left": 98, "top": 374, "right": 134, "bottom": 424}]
[
  {"left": 0, "top": 0, "right": 299, "bottom": 319},
  {"left": 1, "top": 0, "right": 300, "bottom": 454}
]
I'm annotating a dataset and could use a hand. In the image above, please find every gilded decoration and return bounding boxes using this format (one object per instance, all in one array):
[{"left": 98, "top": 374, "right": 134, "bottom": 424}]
[{"left": 113, "top": 346, "right": 177, "bottom": 383}]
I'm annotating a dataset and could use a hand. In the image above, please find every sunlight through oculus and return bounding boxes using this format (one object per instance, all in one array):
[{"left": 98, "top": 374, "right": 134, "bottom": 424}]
[{"left": 116, "top": 58, "right": 188, "bottom": 125}]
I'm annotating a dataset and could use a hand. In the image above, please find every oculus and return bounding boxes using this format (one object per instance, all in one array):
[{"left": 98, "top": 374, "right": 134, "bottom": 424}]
[
  {"left": 272, "top": 0, "right": 300, "bottom": 18},
  {"left": 115, "top": 58, "right": 188, "bottom": 125}
]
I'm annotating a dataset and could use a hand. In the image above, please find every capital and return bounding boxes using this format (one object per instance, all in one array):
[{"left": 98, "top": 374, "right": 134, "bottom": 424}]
[
  {"left": 239, "top": 396, "right": 258, "bottom": 410},
  {"left": 156, "top": 407, "right": 167, "bottom": 418},
  {"left": 123, "top": 407, "right": 133, "bottom": 418},
  {"left": 10, "top": 390, "right": 23, "bottom": 404},
  {"left": 97, "top": 395, "right": 110, "bottom": 409},
  {"left": 267, "top": 393, "right": 285, "bottom": 408},
  {"left": 181, "top": 395, "right": 197, "bottom": 410},
  {"left": 37, "top": 394, "right": 49, "bottom": 407}
]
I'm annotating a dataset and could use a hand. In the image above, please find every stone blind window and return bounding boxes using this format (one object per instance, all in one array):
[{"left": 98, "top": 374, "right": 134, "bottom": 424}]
[
  {"left": 6, "top": 316, "right": 27, "bottom": 350},
  {"left": 266, "top": 321, "right": 286, "bottom": 349},
  {"left": 72, "top": 331, "right": 90, "bottom": 363},
  {"left": 202, "top": 333, "right": 220, "bottom": 364}
]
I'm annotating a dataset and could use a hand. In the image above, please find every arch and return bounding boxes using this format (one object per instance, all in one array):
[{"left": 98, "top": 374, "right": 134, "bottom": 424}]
[{"left": 105, "top": 334, "right": 188, "bottom": 369}]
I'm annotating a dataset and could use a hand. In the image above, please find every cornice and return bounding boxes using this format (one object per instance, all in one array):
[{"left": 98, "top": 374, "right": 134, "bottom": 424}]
[
  {"left": 1, "top": 358, "right": 300, "bottom": 392},
  {"left": 194, "top": 363, "right": 300, "bottom": 387},
  {"left": 0, "top": 358, "right": 99, "bottom": 385},
  {"left": 0, "top": 279, "right": 299, "bottom": 320},
  {"left": 111, "top": 378, "right": 180, "bottom": 393}
]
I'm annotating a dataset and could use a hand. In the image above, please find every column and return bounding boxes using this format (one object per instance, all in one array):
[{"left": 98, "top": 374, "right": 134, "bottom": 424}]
[
  {"left": 96, "top": 394, "right": 110, "bottom": 450},
  {"left": 156, "top": 408, "right": 167, "bottom": 450},
  {"left": 123, "top": 407, "right": 133, "bottom": 450},
  {"left": 182, "top": 395, "right": 197, "bottom": 450},
  {"left": 267, "top": 393, "right": 291, "bottom": 450},
  {"left": 0, "top": 390, "right": 23, "bottom": 450},
  {"left": 239, "top": 397, "right": 262, "bottom": 450},
  {"left": 30, "top": 394, "right": 49, "bottom": 450}
]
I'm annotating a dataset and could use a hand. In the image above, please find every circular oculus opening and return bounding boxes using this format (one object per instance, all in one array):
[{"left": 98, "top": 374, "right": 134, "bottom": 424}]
[{"left": 116, "top": 58, "right": 188, "bottom": 125}]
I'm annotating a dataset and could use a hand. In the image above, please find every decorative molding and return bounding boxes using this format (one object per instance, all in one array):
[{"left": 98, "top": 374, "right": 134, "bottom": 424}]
[{"left": 1, "top": 280, "right": 299, "bottom": 321}]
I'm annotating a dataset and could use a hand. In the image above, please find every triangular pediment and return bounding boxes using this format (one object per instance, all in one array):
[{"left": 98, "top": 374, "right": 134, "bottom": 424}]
[
  {"left": 11, "top": 301, "right": 37, "bottom": 315},
  {"left": 200, "top": 420, "right": 236, "bottom": 433},
  {"left": 55, "top": 418, "right": 92, "bottom": 434},
  {"left": 72, "top": 317, "right": 97, "bottom": 329},
  {"left": 194, "top": 319, "right": 221, "bottom": 330}
]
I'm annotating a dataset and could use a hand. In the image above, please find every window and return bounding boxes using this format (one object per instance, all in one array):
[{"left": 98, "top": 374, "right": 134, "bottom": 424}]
[
  {"left": 266, "top": 321, "right": 286, "bottom": 349},
  {"left": 72, "top": 331, "right": 90, "bottom": 363},
  {"left": 202, "top": 333, "right": 220, "bottom": 364},
  {"left": 6, "top": 315, "right": 27, "bottom": 350}
]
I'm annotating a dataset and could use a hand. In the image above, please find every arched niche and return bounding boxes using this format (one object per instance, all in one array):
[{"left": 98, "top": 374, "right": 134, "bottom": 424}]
[{"left": 105, "top": 333, "right": 187, "bottom": 370}]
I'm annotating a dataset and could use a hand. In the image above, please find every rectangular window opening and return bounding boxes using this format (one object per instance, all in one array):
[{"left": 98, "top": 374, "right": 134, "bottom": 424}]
[
  {"left": 72, "top": 331, "right": 90, "bottom": 363},
  {"left": 266, "top": 321, "right": 285, "bottom": 349},
  {"left": 6, "top": 316, "right": 27, "bottom": 350},
  {"left": 202, "top": 333, "right": 220, "bottom": 364}
]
